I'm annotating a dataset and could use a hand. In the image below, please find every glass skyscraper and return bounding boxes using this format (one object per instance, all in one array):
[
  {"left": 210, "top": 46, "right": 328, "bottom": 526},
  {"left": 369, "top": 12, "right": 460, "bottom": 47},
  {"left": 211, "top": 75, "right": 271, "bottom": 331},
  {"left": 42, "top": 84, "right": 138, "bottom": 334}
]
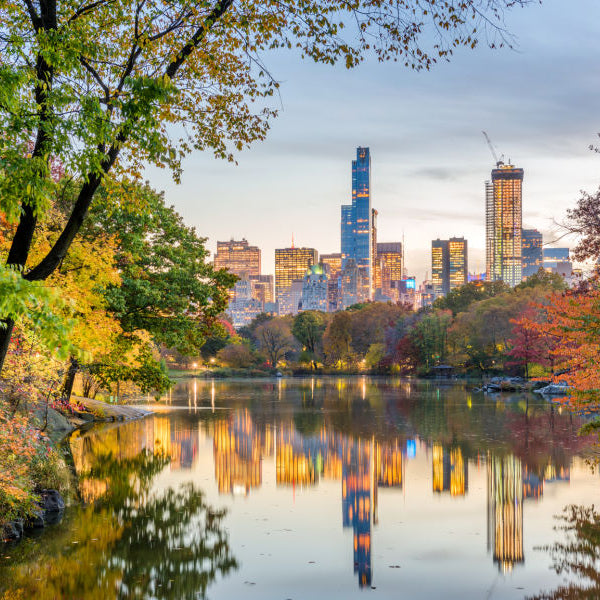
[
  {"left": 341, "top": 147, "right": 373, "bottom": 297},
  {"left": 521, "top": 229, "right": 543, "bottom": 279}
]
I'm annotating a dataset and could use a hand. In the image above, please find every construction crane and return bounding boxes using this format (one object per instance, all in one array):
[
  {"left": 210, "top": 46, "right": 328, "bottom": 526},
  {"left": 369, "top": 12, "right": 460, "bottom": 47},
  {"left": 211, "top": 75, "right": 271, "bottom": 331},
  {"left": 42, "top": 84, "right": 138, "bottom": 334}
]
[{"left": 482, "top": 131, "right": 504, "bottom": 167}]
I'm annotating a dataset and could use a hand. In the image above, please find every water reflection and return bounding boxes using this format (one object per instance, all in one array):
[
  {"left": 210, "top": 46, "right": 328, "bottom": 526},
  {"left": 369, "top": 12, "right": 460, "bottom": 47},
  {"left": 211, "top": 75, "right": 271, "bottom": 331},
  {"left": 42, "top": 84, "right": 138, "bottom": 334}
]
[{"left": 2, "top": 378, "right": 598, "bottom": 599}]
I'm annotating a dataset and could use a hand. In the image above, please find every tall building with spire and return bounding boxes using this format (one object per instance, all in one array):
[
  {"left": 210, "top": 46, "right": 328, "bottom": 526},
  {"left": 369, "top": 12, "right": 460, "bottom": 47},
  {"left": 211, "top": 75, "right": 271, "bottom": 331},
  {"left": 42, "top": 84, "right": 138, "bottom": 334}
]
[
  {"left": 341, "top": 147, "right": 374, "bottom": 297},
  {"left": 486, "top": 163, "right": 523, "bottom": 287}
]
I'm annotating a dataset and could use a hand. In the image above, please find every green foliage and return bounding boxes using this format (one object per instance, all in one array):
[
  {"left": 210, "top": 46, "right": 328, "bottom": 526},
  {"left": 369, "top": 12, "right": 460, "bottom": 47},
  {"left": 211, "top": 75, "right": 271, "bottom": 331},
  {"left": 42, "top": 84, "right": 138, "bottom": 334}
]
[
  {"left": 91, "top": 345, "right": 171, "bottom": 397},
  {"left": 0, "top": 264, "right": 74, "bottom": 360},
  {"left": 410, "top": 310, "right": 452, "bottom": 369},
  {"left": 292, "top": 311, "right": 328, "bottom": 355},
  {"left": 434, "top": 281, "right": 511, "bottom": 316},
  {"left": 515, "top": 267, "right": 567, "bottom": 292},
  {"left": 87, "top": 183, "right": 235, "bottom": 356},
  {"left": 365, "top": 343, "right": 386, "bottom": 369}
]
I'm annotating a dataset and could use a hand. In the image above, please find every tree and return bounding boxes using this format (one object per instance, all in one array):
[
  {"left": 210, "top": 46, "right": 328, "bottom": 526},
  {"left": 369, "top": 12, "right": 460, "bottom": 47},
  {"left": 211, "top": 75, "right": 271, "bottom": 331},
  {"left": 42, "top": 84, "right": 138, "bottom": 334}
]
[
  {"left": 564, "top": 186, "right": 600, "bottom": 262},
  {"left": 528, "top": 505, "right": 600, "bottom": 600},
  {"left": 524, "top": 286, "right": 600, "bottom": 402},
  {"left": 217, "top": 343, "right": 256, "bottom": 369},
  {"left": 0, "top": 0, "right": 532, "bottom": 369},
  {"left": 292, "top": 311, "right": 328, "bottom": 366},
  {"left": 507, "top": 305, "right": 555, "bottom": 377},
  {"left": 516, "top": 268, "right": 567, "bottom": 292},
  {"left": 86, "top": 182, "right": 235, "bottom": 355},
  {"left": 409, "top": 309, "right": 452, "bottom": 369},
  {"left": 255, "top": 318, "right": 296, "bottom": 368},
  {"left": 323, "top": 312, "right": 354, "bottom": 367},
  {"left": 434, "top": 280, "right": 510, "bottom": 316},
  {"left": 348, "top": 302, "right": 409, "bottom": 357}
]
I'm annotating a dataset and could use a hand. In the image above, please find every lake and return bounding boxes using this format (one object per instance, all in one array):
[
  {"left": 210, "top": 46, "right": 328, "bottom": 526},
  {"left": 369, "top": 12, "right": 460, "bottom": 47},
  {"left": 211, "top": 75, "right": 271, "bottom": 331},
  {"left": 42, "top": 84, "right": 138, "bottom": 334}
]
[{"left": 1, "top": 377, "right": 599, "bottom": 599}]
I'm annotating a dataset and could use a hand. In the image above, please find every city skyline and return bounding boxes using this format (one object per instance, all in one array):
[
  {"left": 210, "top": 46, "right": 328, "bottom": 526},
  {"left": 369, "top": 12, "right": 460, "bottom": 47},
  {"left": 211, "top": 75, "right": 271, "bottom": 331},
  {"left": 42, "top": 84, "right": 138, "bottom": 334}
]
[{"left": 144, "top": 0, "right": 598, "bottom": 283}]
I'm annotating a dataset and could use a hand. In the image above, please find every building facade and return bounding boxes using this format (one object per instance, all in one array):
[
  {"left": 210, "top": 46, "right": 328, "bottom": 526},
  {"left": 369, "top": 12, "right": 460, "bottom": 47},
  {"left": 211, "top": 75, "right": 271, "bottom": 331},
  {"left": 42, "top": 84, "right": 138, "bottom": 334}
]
[
  {"left": 340, "top": 259, "right": 369, "bottom": 308},
  {"left": 521, "top": 229, "right": 543, "bottom": 279},
  {"left": 486, "top": 164, "right": 523, "bottom": 287},
  {"left": 214, "top": 238, "right": 261, "bottom": 278},
  {"left": 300, "top": 264, "right": 328, "bottom": 312},
  {"left": 275, "top": 247, "right": 318, "bottom": 310},
  {"left": 432, "top": 238, "right": 467, "bottom": 298},
  {"left": 543, "top": 247, "right": 570, "bottom": 270},
  {"left": 375, "top": 242, "right": 403, "bottom": 298},
  {"left": 320, "top": 252, "right": 343, "bottom": 312},
  {"left": 341, "top": 147, "right": 373, "bottom": 298}
]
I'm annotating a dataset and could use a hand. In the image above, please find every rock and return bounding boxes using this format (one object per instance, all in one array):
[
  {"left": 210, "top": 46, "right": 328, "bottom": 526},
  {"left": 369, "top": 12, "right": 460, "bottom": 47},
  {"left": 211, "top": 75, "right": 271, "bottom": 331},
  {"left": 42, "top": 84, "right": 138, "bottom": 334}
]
[
  {"left": 41, "top": 489, "right": 65, "bottom": 513},
  {"left": 2, "top": 519, "right": 24, "bottom": 541},
  {"left": 26, "top": 507, "right": 46, "bottom": 529}
]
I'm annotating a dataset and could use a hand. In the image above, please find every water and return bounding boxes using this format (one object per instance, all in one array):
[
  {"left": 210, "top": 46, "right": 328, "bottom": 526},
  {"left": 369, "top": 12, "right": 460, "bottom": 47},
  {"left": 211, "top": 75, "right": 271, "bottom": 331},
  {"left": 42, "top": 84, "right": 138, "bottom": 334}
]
[{"left": 1, "top": 377, "right": 599, "bottom": 599}]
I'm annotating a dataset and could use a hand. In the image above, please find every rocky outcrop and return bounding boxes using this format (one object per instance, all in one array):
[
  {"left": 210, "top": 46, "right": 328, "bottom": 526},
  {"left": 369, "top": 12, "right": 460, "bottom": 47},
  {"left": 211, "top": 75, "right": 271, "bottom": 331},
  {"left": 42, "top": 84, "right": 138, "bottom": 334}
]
[{"left": 1, "top": 489, "right": 66, "bottom": 542}]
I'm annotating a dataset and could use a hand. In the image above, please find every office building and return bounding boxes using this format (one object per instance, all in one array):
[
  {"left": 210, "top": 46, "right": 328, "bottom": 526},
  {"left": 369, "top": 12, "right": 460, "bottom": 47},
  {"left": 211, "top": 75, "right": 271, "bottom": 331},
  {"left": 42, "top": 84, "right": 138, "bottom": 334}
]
[
  {"left": 486, "top": 164, "right": 523, "bottom": 287},
  {"left": 449, "top": 237, "right": 468, "bottom": 290},
  {"left": 214, "top": 238, "right": 261, "bottom": 278},
  {"left": 543, "top": 247, "right": 570, "bottom": 270},
  {"left": 321, "top": 253, "right": 342, "bottom": 311},
  {"left": 522, "top": 229, "right": 543, "bottom": 279},
  {"left": 431, "top": 237, "right": 468, "bottom": 298},
  {"left": 226, "top": 278, "right": 263, "bottom": 328},
  {"left": 341, "top": 147, "right": 374, "bottom": 298},
  {"left": 275, "top": 246, "right": 318, "bottom": 307},
  {"left": 432, "top": 239, "right": 449, "bottom": 297},
  {"left": 300, "top": 264, "right": 328, "bottom": 312},
  {"left": 249, "top": 274, "right": 274, "bottom": 305},
  {"left": 376, "top": 242, "right": 403, "bottom": 298},
  {"left": 340, "top": 259, "right": 369, "bottom": 308}
]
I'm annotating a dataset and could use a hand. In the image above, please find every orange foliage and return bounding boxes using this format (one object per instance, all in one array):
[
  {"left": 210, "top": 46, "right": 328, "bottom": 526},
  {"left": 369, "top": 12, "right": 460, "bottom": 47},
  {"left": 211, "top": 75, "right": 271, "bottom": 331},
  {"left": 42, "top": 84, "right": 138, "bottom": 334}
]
[{"left": 522, "top": 286, "right": 600, "bottom": 402}]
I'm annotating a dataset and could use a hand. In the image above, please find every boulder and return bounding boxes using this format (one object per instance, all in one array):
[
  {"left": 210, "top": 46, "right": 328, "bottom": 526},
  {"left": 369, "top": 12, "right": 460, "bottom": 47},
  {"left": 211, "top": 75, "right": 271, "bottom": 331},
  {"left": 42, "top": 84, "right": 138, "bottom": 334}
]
[
  {"left": 2, "top": 519, "right": 24, "bottom": 542},
  {"left": 41, "top": 489, "right": 65, "bottom": 513},
  {"left": 26, "top": 507, "right": 46, "bottom": 529}
]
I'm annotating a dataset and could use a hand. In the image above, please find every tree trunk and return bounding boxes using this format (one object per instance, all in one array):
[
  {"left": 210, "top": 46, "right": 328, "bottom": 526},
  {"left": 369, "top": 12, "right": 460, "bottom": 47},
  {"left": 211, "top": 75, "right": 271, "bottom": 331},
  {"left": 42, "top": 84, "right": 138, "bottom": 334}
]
[
  {"left": 0, "top": 319, "right": 15, "bottom": 372},
  {"left": 61, "top": 356, "right": 79, "bottom": 400}
]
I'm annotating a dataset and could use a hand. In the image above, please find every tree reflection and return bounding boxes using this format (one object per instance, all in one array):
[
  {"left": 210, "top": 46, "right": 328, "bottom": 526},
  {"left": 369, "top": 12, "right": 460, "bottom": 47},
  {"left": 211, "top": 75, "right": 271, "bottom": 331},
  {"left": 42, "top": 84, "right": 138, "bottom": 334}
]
[
  {"left": 528, "top": 505, "right": 600, "bottom": 600},
  {"left": 1, "top": 451, "right": 237, "bottom": 600}
]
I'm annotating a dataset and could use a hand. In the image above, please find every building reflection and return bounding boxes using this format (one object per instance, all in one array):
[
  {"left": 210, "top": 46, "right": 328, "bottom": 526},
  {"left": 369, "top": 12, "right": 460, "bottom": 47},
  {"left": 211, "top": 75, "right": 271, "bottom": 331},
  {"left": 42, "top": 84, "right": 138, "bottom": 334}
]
[
  {"left": 487, "top": 454, "right": 524, "bottom": 572},
  {"left": 213, "top": 410, "right": 273, "bottom": 495},
  {"left": 69, "top": 391, "right": 585, "bottom": 591},
  {"left": 432, "top": 445, "right": 468, "bottom": 496}
]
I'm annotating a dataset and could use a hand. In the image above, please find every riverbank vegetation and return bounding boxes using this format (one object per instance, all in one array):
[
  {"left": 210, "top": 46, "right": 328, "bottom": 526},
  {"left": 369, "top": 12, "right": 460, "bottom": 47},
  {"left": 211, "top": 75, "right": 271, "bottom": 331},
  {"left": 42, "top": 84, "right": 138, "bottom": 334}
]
[{"left": 188, "top": 271, "right": 566, "bottom": 379}]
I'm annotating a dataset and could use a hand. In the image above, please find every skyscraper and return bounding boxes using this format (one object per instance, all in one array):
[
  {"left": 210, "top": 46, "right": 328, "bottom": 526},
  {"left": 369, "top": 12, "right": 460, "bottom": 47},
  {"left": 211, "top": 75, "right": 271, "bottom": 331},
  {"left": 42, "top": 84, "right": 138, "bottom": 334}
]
[
  {"left": 375, "top": 242, "right": 403, "bottom": 298},
  {"left": 431, "top": 239, "right": 449, "bottom": 297},
  {"left": 431, "top": 237, "right": 467, "bottom": 298},
  {"left": 521, "top": 229, "right": 543, "bottom": 279},
  {"left": 275, "top": 246, "right": 318, "bottom": 309},
  {"left": 214, "top": 238, "right": 261, "bottom": 278},
  {"left": 341, "top": 147, "right": 373, "bottom": 297},
  {"left": 448, "top": 237, "right": 468, "bottom": 291},
  {"left": 486, "top": 164, "right": 523, "bottom": 287}
]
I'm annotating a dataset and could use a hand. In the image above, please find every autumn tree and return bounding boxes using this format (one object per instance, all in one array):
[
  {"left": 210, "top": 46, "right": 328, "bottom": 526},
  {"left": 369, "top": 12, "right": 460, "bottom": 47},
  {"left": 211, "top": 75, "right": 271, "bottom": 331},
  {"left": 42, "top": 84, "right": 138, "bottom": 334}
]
[
  {"left": 524, "top": 286, "right": 600, "bottom": 402},
  {"left": 507, "top": 304, "right": 556, "bottom": 377},
  {"left": 255, "top": 317, "right": 296, "bottom": 368},
  {"left": 323, "top": 312, "right": 354, "bottom": 367},
  {"left": 0, "top": 0, "right": 533, "bottom": 369}
]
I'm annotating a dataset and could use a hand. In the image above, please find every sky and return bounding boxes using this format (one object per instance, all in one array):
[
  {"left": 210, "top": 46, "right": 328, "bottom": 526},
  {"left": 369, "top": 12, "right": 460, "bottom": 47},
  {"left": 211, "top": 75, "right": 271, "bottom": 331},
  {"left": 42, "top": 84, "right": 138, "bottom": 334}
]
[{"left": 145, "top": 0, "right": 600, "bottom": 283}]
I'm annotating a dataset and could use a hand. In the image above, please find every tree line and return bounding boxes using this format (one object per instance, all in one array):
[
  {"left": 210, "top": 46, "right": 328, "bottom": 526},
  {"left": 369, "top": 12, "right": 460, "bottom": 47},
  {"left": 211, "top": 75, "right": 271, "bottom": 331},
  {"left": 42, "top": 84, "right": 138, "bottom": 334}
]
[{"left": 203, "top": 269, "right": 568, "bottom": 376}]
